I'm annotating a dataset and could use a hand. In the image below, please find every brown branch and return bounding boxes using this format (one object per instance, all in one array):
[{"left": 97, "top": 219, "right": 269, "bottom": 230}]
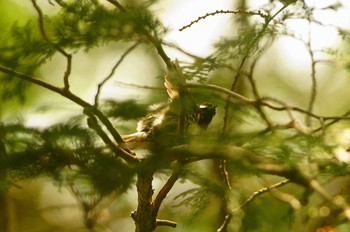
[
  {"left": 0, "top": 65, "right": 62, "bottom": 94},
  {"left": 105, "top": 0, "right": 174, "bottom": 71},
  {"left": 246, "top": 39, "right": 275, "bottom": 128},
  {"left": 184, "top": 83, "right": 254, "bottom": 105},
  {"left": 153, "top": 165, "right": 182, "bottom": 215},
  {"left": 86, "top": 113, "right": 139, "bottom": 164},
  {"left": 184, "top": 83, "right": 350, "bottom": 126},
  {"left": 0, "top": 65, "right": 138, "bottom": 163},
  {"left": 133, "top": 171, "right": 157, "bottom": 232},
  {"left": 114, "top": 81, "right": 165, "bottom": 91},
  {"left": 305, "top": 13, "right": 317, "bottom": 127},
  {"left": 31, "top": 0, "right": 72, "bottom": 90},
  {"left": 217, "top": 179, "right": 290, "bottom": 232},
  {"left": 309, "top": 179, "right": 350, "bottom": 221},
  {"left": 94, "top": 43, "right": 139, "bottom": 106},
  {"left": 313, "top": 109, "right": 350, "bottom": 132},
  {"left": 105, "top": 0, "right": 126, "bottom": 11},
  {"left": 156, "top": 219, "right": 177, "bottom": 228},
  {"left": 222, "top": 58, "right": 246, "bottom": 134},
  {"left": 179, "top": 9, "right": 268, "bottom": 32},
  {"left": 166, "top": 144, "right": 266, "bottom": 165},
  {"left": 220, "top": 4, "right": 291, "bottom": 133}
]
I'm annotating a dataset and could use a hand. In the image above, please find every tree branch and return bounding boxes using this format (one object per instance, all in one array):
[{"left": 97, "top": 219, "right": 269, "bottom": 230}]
[
  {"left": 152, "top": 165, "right": 182, "bottom": 215},
  {"left": 105, "top": 0, "right": 126, "bottom": 11},
  {"left": 86, "top": 113, "right": 139, "bottom": 164},
  {"left": 305, "top": 12, "right": 318, "bottom": 127},
  {"left": 94, "top": 43, "right": 139, "bottom": 106},
  {"left": 0, "top": 65, "right": 138, "bottom": 163},
  {"left": 217, "top": 179, "right": 290, "bottom": 232},
  {"left": 179, "top": 9, "right": 268, "bottom": 32},
  {"left": 30, "top": 0, "right": 72, "bottom": 90}
]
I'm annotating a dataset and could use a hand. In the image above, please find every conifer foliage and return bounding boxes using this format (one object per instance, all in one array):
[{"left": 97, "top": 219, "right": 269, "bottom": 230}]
[{"left": 1, "top": 0, "right": 350, "bottom": 231}]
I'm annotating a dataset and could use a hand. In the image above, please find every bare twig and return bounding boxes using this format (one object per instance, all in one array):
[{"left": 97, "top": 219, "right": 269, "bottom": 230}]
[
  {"left": 305, "top": 13, "right": 317, "bottom": 127},
  {"left": 222, "top": 58, "right": 246, "bottom": 134},
  {"left": 222, "top": 160, "right": 232, "bottom": 190},
  {"left": 313, "top": 109, "right": 350, "bottom": 132},
  {"left": 246, "top": 39, "right": 275, "bottom": 128},
  {"left": 184, "top": 83, "right": 254, "bottom": 105},
  {"left": 94, "top": 43, "right": 139, "bottom": 106},
  {"left": 217, "top": 179, "right": 290, "bottom": 232},
  {"left": 221, "top": 4, "right": 291, "bottom": 133},
  {"left": 31, "top": 0, "right": 72, "bottom": 90},
  {"left": 114, "top": 81, "right": 165, "bottom": 91}
]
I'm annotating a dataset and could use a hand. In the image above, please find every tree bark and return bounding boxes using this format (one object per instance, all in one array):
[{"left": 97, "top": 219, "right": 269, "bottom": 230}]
[{"left": 133, "top": 171, "right": 156, "bottom": 232}]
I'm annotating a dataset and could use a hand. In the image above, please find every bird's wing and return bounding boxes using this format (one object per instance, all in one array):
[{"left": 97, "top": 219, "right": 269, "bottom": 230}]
[
  {"left": 164, "top": 59, "right": 197, "bottom": 108},
  {"left": 164, "top": 59, "right": 199, "bottom": 132}
]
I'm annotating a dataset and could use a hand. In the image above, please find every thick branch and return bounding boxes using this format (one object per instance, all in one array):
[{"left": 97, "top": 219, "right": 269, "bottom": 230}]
[
  {"left": 0, "top": 65, "right": 138, "bottom": 163},
  {"left": 86, "top": 114, "right": 139, "bottom": 164},
  {"left": 133, "top": 171, "right": 157, "bottom": 232}
]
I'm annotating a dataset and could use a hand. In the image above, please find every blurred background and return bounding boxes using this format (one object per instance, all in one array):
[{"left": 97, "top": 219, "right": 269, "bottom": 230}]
[{"left": 1, "top": 0, "right": 350, "bottom": 231}]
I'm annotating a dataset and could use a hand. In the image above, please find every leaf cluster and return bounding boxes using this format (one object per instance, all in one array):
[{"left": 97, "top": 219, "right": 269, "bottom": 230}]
[
  {"left": 0, "top": 121, "right": 135, "bottom": 196},
  {"left": 49, "top": 0, "right": 166, "bottom": 49}
]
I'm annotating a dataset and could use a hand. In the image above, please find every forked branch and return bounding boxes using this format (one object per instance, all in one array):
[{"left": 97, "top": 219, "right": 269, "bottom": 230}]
[{"left": 31, "top": 0, "right": 72, "bottom": 90}]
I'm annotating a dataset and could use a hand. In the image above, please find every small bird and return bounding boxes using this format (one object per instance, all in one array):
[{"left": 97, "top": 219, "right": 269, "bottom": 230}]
[{"left": 123, "top": 60, "right": 216, "bottom": 149}]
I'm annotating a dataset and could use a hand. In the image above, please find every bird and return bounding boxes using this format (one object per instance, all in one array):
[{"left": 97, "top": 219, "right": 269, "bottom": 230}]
[{"left": 123, "top": 60, "right": 216, "bottom": 149}]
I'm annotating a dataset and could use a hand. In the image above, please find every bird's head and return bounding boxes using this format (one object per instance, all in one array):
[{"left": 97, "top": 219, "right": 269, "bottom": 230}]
[{"left": 197, "top": 103, "right": 216, "bottom": 129}]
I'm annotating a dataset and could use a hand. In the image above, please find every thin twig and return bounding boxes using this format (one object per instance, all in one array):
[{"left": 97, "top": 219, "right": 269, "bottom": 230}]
[
  {"left": 153, "top": 165, "right": 182, "bottom": 215},
  {"left": 222, "top": 58, "right": 246, "bottom": 134},
  {"left": 313, "top": 109, "right": 350, "bottom": 132},
  {"left": 221, "top": 4, "right": 291, "bottom": 133},
  {"left": 179, "top": 9, "right": 268, "bottom": 32},
  {"left": 94, "top": 43, "right": 139, "bottom": 106},
  {"left": 184, "top": 83, "right": 350, "bottom": 125},
  {"left": 31, "top": 0, "right": 72, "bottom": 90},
  {"left": 217, "top": 179, "right": 290, "bottom": 232},
  {"left": 184, "top": 83, "right": 254, "bottom": 105},
  {"left": 246, "top": 39, "right": 275, "bottom": 128},
  {"left": 309, "top": 179, "right": 350, "bottom": 221},
  {"left": 114, "top": 81, "right": 165, "bottom": 91},
  {"left": 305, "top": 12, "right": 317, "bottom": 127}
]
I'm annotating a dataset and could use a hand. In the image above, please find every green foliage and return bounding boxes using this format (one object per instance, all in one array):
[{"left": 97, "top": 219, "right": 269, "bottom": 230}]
[
  {"left": 1, "top": 122, "right": 135, "bottom": 195},
  {"left": 173, "top": 187, "right": 210, "bottom": 219},
  {"left": 49, "top": 0, "right": 166, "bottom": 50},
  {"left": 1, "top": 0, "right": 350, "bottom": 231},
  {"left": 0, "top": 22, "right": 54, "bottom": 102}
]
